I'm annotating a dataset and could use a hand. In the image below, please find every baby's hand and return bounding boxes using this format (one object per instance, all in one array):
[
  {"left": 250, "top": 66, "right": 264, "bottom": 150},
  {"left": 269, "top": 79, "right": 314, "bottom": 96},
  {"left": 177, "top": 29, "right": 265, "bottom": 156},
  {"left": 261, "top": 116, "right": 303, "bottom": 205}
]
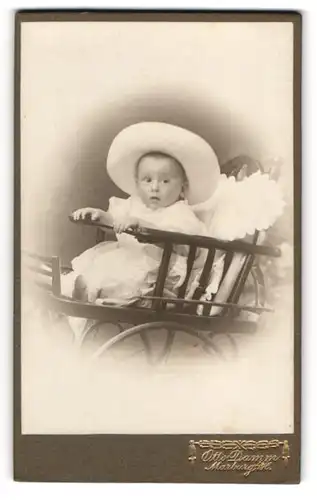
[
  {"left": 113, "top": 215, "right": 139, "bottom": 234},
  {"left": 72, "top": 207, "right": 102, "bottom": 222}
]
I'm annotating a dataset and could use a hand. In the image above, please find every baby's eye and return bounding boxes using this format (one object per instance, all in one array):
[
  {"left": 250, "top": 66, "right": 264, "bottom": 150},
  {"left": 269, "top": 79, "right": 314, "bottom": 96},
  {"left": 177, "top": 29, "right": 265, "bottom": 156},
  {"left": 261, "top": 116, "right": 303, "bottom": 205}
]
[
  {"left": 162, "top": 179, "right": 169, "bottom": 184},
  {"left": 143, "top": 177, "right": 152, "bottom": 183}
]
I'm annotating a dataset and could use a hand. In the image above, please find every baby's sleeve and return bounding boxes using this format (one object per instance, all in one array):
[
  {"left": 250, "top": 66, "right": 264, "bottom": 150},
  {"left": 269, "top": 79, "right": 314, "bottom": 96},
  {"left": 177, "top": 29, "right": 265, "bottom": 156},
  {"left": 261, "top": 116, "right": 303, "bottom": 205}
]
[
  {"left": 159, "top": 203, "right": 207, "bottom": 236},
  {"left": 108, "top": 196, "right": 131, "bottom": 221}
]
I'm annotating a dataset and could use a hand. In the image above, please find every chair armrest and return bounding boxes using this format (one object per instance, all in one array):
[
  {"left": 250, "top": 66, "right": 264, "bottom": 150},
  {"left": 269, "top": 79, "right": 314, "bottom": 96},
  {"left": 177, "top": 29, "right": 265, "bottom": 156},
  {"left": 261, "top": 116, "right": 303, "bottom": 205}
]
[{"left": 68, "top": 215, "right": 281, "bottom": 258}]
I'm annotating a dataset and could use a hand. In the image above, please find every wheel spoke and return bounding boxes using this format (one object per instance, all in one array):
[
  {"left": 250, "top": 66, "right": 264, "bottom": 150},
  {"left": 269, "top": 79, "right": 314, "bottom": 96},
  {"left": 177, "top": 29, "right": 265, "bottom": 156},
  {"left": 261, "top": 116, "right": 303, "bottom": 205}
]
[
  {"left": 201, "top": 332, "right": 226, "bottom": 359},
  {"left": 90, "top": 321, "right": 228, "bottom": 364},
  {"left": 160, "top": 330, "right": 176, "bottom": 363},
  {"left": 140, "top": 331, "right": 153, "bottom": 364}
]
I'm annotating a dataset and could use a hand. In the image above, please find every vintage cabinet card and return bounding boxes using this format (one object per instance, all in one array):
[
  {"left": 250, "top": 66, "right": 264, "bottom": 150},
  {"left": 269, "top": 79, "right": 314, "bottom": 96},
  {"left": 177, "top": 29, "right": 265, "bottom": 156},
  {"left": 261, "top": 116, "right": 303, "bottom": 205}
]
[{"left": 15, "top": 10, "right": 301, "bottom": 483}]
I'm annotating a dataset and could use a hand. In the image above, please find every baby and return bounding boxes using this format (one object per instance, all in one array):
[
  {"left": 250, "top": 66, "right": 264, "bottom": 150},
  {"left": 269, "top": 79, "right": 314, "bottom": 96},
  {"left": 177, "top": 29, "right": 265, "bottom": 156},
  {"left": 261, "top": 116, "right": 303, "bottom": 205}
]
[
  {"left": 63, "top": 152, "right": 207, "bottom": 305},
  {"left": 61, "top": 122, "right": 221, "bottom": 306},
  {"left": 74, "top": 152, "right": 195, "bottom": 235}
]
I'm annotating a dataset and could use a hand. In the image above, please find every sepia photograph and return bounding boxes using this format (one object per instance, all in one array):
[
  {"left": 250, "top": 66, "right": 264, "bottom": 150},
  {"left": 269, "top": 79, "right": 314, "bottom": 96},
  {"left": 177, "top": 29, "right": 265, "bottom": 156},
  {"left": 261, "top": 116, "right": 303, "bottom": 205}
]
[{"left": 15, "top": 11, "right": 301, "bottom": 483}]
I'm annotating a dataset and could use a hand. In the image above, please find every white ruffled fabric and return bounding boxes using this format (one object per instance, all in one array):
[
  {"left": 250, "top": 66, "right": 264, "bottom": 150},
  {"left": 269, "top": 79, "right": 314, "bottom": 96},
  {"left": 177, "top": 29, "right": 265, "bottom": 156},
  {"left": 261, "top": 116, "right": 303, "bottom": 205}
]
[
  {"left": 109, "top": 196, "right": 207, "bottom": 239},
  {"left": 61, "top": 196, "right": 206, "bottom": 305},
  {"left": 192, "top": 172, "right": 285, "bottom": 241},
  {"left": 190, "top": 172, "right": 285, "bottom": 315}
]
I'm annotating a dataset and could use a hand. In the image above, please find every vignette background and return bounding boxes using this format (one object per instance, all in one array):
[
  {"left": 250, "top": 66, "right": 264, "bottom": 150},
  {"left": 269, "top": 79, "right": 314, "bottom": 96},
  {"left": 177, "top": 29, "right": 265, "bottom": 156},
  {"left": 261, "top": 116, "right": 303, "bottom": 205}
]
[{"left": 21, "top": 21, "right": 294, "bottom": 435}]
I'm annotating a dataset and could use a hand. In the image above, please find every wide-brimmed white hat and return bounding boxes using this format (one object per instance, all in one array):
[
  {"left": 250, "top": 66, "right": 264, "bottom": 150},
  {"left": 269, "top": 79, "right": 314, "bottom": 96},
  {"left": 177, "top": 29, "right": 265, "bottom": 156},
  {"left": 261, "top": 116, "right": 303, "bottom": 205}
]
[{"left": 106, "top": 122, "right": 220, "bottom": 205}]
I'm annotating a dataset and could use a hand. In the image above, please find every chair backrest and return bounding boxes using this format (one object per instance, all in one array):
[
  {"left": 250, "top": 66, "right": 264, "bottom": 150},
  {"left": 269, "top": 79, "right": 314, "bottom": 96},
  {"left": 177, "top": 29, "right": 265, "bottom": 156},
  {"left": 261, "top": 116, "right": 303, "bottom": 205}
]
[
  {"left": 208, "top": 252, "right": 249, "bottom": 316},
  {"left": 68, "top": 217, "right": 280, "bottom": 317},
  {"left": 182, "top": 232, "right": 260, "bottom": 317},
  {"left": 221, "top": 155, "right": 263, "bottom": 179},
  {"left": 131, "top": 228, "right": 280, "bottom": 316},
  {"left": 22, "top": 251, "right": 62, "bottom": 296}
]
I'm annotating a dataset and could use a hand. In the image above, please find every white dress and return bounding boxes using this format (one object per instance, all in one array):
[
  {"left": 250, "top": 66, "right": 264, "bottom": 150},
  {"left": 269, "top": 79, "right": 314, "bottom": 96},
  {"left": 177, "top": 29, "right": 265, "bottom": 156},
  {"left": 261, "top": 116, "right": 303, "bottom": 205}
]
[{"left": 61, "top": 196, "right": 206, "bottom": 305}]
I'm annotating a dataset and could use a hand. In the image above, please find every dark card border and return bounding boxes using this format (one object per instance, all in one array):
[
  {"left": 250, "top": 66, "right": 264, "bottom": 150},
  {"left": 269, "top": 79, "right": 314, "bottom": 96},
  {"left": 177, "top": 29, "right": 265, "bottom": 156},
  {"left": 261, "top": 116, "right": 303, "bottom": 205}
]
[{"left": 14, "top": 10, "right": 302, "bottom": 484}]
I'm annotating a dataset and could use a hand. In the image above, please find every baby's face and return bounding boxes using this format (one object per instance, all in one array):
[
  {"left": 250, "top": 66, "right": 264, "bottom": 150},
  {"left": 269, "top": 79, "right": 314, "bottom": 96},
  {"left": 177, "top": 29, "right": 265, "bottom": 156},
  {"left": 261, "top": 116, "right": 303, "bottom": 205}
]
[{"left": 136, "top": 156, "right": 185, "bottom": 209}]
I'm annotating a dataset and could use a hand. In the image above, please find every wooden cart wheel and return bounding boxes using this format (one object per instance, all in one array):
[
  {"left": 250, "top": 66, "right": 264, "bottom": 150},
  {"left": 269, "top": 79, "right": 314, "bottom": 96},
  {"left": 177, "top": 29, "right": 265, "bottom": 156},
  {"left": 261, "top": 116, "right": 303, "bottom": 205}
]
[
  {"left": 69, "top": 320, "right": 127, "bottom": 351},
  {"left": 87, "top": 321, "right": 225, "bottom": 366}
]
